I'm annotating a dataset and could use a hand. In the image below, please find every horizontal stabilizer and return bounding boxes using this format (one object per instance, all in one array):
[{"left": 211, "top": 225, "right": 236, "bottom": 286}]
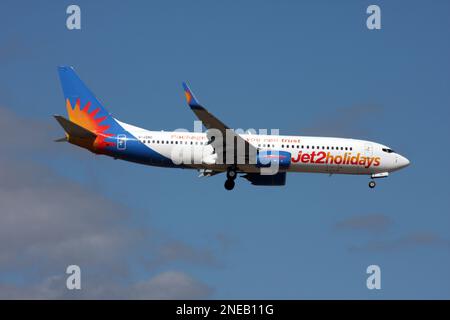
[
  {"left": 54, "top": 136, "right": 68, "bottom": 142},
  {"left": 53, "top": 115, "right": 97, "bottom": 139}
]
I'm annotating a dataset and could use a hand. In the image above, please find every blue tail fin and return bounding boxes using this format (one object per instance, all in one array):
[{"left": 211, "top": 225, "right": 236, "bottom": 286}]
[{"left": 57, "top": 66, "right": 124, "bottom": 135}]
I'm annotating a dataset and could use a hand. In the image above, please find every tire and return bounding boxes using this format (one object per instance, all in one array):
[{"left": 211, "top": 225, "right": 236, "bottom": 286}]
[
  {"left": 226, "top": 168, "right": 237, "bottom": 180},
  {"left": 224, "top": 179, "right": 235, "bottom": 190},
  {"left": 369, "top": 181, "right": 376, "bottom": 189}
]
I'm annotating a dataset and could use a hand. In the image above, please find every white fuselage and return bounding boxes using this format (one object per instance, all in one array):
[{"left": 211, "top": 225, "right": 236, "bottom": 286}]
[{"left": 117, "top": 120, "right": 410, "bottom": 175}]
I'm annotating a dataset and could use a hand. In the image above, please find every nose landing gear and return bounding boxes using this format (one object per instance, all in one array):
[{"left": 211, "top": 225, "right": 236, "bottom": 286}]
[
  {"left": 369, "top": 180, "right": 376, "bottom": 189},
  {"left": 224, "top": 167, "right": 237, "bottom": 190}
]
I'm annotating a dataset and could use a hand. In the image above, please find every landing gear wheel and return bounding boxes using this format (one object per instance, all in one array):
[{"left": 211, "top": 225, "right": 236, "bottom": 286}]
[
  {"left": 224, "top": 179, "right": 235, "bottom": 191},
  {"left": 369, "top": 180, "right": 376, "bottom": 189},
  {"left": 226, "top": 167, "right": 237, "bottom": 180}
]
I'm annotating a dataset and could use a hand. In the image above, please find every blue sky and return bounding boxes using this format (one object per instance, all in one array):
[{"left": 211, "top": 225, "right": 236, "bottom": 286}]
[{"left": 0, "top": 0, "right": 449, "bottom": 298}]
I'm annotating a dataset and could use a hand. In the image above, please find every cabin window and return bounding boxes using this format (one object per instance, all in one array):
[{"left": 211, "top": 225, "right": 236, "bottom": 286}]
[{"left": 350, "top": 147, "right": 353, "bottom": 151}]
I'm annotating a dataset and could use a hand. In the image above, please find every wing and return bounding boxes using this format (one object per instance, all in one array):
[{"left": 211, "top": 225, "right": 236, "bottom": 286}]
[{"left": 182, "top": 82, "right": 257, "bottom": 167}]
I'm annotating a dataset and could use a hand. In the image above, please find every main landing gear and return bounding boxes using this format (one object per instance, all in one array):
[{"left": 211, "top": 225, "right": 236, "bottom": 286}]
[
  {"left": 224, "top": 167, "right": 237, "bottom": 190},
  {"left": 368, "top": 172, "right": 388, "bottom": 189}
]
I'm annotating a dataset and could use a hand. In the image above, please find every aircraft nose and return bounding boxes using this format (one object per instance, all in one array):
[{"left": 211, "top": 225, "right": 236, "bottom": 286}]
[{"left": 397, "top": 155, "right": 410, "bottom": 169}]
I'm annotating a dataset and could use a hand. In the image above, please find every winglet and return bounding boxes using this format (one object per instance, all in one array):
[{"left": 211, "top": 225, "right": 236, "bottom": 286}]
[{"left": 182, "top": 82, "right": 202, "bottom": 108}]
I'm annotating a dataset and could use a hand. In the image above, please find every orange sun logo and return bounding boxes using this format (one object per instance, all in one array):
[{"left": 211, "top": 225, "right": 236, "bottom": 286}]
[{"left": 66, "top": 98, "right": 116, "bottom": 150}]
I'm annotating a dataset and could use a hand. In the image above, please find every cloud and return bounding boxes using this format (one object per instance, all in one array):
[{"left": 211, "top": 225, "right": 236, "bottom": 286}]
[
  {"left": 334, "top": 214, "right": 393, "bottom": 233},
  {"left": 334, "top": 214, "right": 449, "bottom": 253},
  {"left": 130, "top": 271, "right": 212, "bottom": 300},
  {"left": 302, "top": 105, "right": 383, "bottom": 138},
  {"left": 0, "top": 106, "right": 214, "bottom": 299},
  {"left": 0, "top": 271, "right": 212, "bottom": 300},
  {"left": 349, "top": 232, "right": 450, "bottom": 252},
  {"left": 151, "top": 241, "right": 219, "bottom": 268},
  {"left": 0, "top": 107, "right": 56, "bottom": 153}
]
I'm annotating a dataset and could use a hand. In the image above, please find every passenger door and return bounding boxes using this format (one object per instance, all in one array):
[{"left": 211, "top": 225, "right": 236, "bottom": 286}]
[{"left": 117, "top": 134, "right": 126, "bottom": 150}]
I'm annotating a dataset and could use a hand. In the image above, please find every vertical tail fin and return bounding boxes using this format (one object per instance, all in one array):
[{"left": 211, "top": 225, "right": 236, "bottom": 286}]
[
  {"left": 57, "top": 66, "right": 127, "bottom": 152},
  {"left": 57, "top": 66, "right": 124, "bottom": 135}
]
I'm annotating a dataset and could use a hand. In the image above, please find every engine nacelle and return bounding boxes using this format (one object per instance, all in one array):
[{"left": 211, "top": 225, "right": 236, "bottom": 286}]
[
  {"left": 256, "top": 150, "right": 291, "bottom": 168},
  {"left": 243, "top": 172, "right": 287, "bottom": 186}
]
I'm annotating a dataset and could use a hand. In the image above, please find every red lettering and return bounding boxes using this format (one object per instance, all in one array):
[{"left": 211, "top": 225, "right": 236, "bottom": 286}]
[
  {"left": 315, "top": 151, "right": 326, "bottom": 164},
  {"left": 373, "top": 157, "right": 381, "bottom": 166},
  {"left": 359, "top": 157, "right": 366, "bottom": 166},
  {"left": 365, "top": 157, "right": 374, "bottom": 168},
  {"left": 292, "top": 152, "right": 301, "bottom": 163},
  {"left": 301, "top": 153, "right": 310, "bottom": 163},
  {"left": 350, "top": 153, "right": 360, "bottom": 165}
]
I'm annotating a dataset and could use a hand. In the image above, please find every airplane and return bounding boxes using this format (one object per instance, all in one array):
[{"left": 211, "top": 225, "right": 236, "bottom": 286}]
[{"left": 54, "top": 66, "right": 410, "bottom": 190}]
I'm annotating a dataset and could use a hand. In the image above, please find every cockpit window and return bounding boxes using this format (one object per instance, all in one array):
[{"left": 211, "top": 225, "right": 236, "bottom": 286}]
[{"left": 382, "top": 148, "right": 395, "bottom": 153}]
